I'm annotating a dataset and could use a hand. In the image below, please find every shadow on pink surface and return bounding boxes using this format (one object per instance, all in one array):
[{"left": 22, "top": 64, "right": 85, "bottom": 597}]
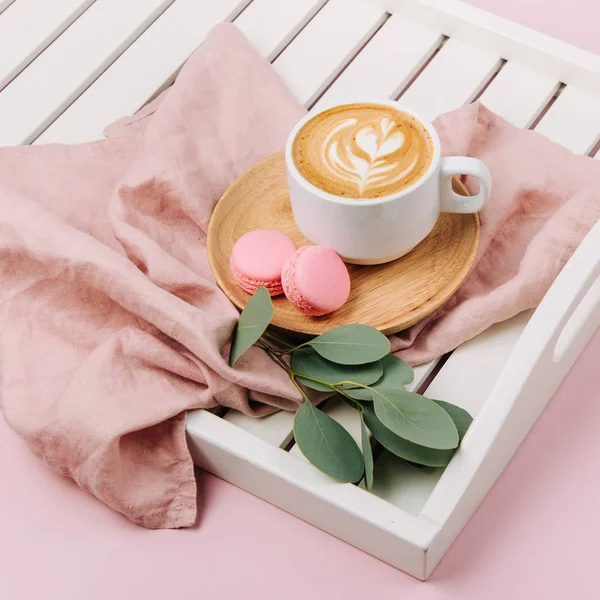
[{"left": 1, "top": 327, "right": 599, "bottom": 598}]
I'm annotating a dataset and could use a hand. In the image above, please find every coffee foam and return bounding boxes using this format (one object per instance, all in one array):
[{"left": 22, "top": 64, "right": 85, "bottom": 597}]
[{"left": 292, "top": 103, "right": 434, "bottom": 199}]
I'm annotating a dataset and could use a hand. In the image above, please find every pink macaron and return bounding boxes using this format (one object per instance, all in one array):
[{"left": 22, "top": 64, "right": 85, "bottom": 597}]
[
  {"left": 230, "top": 230, "right": 296, "bottom": 296},
  {"left": 282, "top": 246, "right": 351, "bottom": 316}
]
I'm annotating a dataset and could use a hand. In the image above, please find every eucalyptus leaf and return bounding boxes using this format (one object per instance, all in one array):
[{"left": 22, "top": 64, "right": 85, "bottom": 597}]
[
  {"left": 292, "top": 347, "right": 383, "bottom": 392},
  {"left": 362, "top": 405, "right": 456, "bottom": 468},
  {"left": 405, "top": 461, "right": 429, "bottom": 469},
  {"left": 294, "top": 400, "right": 364, "bottom": 483},
  {"left": 308, "top": 324, "right": 390, "bottom": 365},
  {"left": 374, "top": 354, "right": 414, "bottom": 387},
  {"left": 360, "top": 412, "right": 374, "bottom": 490},
  {"left": 362, "top": 399, "right": 473, "bottom": 467},
  {"left": 337, "top": 393, "right": 365, "bottom": 410},
  {"left": 345, "top": 387, "right": 374, "bottom": 401},
  {"left": 372, "top": 388, "right": 458, "bottom": 450},
  {"left": 345, "top": 354, "right": 414, "bottom": 401},
  {"left": 229, "top": 286, "right": 273, "bottom": 366},
  {"left": 433, "top": 400, "right": 473, "bottom": 440}
]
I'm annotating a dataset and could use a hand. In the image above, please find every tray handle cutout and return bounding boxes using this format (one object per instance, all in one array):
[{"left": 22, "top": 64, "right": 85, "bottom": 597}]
[{"left": 537, "top": 220, "right": 600, "bottom": 365}]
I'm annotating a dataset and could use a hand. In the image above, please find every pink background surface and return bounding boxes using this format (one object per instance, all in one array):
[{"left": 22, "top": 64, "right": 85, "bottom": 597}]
[
  {"left": 2, "top": 2, "right": 600, "bottom": 599},
  {"left": 468, "top": 0, "right": 600, "bottom": 54}
]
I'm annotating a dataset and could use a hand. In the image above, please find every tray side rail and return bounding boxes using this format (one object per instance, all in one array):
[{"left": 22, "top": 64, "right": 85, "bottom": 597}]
[{"left": 420, "top": 219, "right": 600, "bottom": 576}]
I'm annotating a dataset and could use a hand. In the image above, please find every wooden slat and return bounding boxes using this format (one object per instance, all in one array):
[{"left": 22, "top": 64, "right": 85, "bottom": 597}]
[
  {"left": 313, "top": 14, "right": 443, "bottom": 111},
  {"left": 535, "top": 85, "right": 600, "bottom": 154},
  {"left": 370, "top": 454, "right": 444, "bottom": 516},
  {"left": 0, "top": 0, "right": 96, "bottom": 92},
  {"left": 224, "top": 409, "right": 296, "bottom": 449},
  {"left": 272, "top": 0, "right": 387, "bottom": 107},
  {"left": 424, "top": 311, "right": 533, "bottom": 417},
  {"left": 0, "top": 0, "right": 175, "bottom": 146},
  {"left": 35, "top": 0, "right": 252, "bottom": 145},
  {"left": 0, "top": 0, "right": 16, "bottom": 14},
  {"left": 478, "top": 62, "right": 559, "bottom": 128},
  {"left": 234, "top": 0, "right": 327, "bottom": 62},
  {"left": 400, "top": 37, "right": 501, "bottom": 122},
  {"left": 389, "top": 0, "right": 600, "bottom": 97}
]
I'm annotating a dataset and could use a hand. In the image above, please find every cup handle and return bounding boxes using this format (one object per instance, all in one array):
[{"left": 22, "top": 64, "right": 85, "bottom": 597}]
[{"left": 440, "top": 156, "right": 491, "bottom": 213}]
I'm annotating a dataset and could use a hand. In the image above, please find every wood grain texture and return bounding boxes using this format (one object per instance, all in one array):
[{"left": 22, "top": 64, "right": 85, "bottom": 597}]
[{"left": 207, "top": 151, "right": 478, "bottom": 336}]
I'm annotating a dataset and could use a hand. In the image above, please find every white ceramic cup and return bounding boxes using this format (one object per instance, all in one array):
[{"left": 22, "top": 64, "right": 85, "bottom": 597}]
[{"left": 285, "top": 100, "right": 491, "bottom": 265}]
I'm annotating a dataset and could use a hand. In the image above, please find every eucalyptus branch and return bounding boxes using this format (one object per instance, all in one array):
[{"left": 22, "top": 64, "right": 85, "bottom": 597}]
[
  {"left": 263, "top": 331, "right": 296, "bottom": 350},
  {"left": 259, "top": 338, "right": 369, "bottom": 411},
  {"left": 334, "top": 388, "right": 364, "bottom": 410},
  {"left": 259, "top": 338, "right": 369, "bottom": 392},
  {"left": 229, "top": 286, "right": 473, "bottom": 487},
  {"left": 290, "top": 374, "right": 311, "bottom": 403},
  {"left": 278, "top": 341, "right": 309, "bottom": 355},
  {"left": 257, "top": 339, "right": 293, "bottom": 373}
]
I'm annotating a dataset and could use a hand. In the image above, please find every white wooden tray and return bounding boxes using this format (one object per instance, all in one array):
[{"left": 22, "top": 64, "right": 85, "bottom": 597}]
[{"left": 2, "top": 0, "right": 599, "bottom": 580}]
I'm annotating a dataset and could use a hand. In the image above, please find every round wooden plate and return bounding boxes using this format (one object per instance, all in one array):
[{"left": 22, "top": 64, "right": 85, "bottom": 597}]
[{"left": 208, "top": 151, "right": 479, "bottom": 336}]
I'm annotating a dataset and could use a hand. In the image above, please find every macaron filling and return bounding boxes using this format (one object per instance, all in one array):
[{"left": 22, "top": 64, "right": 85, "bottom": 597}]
[{"left": 229, "top": 261, "right": 284, "bottom": 295}]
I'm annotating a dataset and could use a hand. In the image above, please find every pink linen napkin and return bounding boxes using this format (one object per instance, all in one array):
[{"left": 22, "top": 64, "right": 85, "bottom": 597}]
[
  {"left": 0, "top": 22, "right": 598, "bottom": 529},
  {"left": 0, "top": 24, "right": 305, "bottom": 529}
]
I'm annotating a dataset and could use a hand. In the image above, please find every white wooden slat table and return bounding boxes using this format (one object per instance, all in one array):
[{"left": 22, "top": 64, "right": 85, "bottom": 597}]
[
  {"left": 0, "top": 0, "right": 95, "bottom": 92},
  {"left": 223, "top": 405, "right": 297, "bottom": 449},
  {"left": 2, "top": 0, "right": 600, "bottom": 580},
  {"left": 35, "top": 0, "right": 252, "bottom": 145},
  {"left": 313, "top": 14, "right": 444, "bottom": 110},
  {"left": 399, "top": 37, "right": 501, "bottom": 121},
  {"left": 272, "top": 0, "right": 387, "bottom": 107},
  {"left": 0, "top": 0, "right": 15, "bottom": 14},
  {"left": 0, "top": 0, "right": 176, "bottom": 146},
  {"left": 234, "top": 0, "right": 328, "bottom": 62},
  {"left": 478, "top": 62, "right": 559, "bottom": 128},
  {"left": 535, "top": 85, "right": 600, "bottom": 153}
]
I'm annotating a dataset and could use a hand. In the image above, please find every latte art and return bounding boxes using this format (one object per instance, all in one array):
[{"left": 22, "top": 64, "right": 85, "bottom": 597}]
[
  {"left": 292, "top": 103, "right": 434, "bottom": 199},
  {"left": 325, "top": 116, "right": 413, "bottom": 195}
]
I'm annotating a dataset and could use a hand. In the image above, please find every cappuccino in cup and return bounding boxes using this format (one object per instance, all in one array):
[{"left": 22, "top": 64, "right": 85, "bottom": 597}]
[
  {"left": 285, "top": 100, "right": 491, "bottom": 265},
  {"left": 292, "top": 103, "right": 434, "bottom": 200}
]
